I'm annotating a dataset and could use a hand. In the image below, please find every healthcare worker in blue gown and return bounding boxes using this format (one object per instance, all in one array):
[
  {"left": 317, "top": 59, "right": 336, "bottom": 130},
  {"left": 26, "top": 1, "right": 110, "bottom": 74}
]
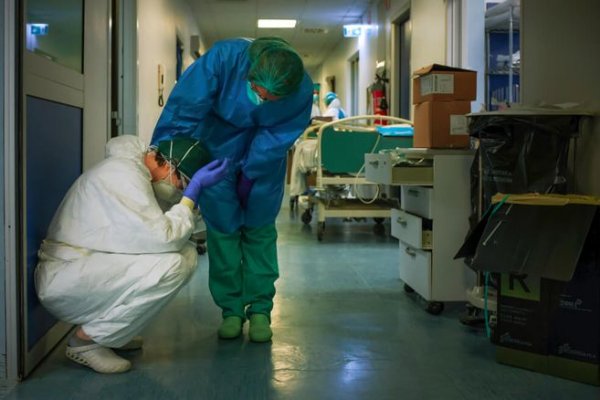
[{"left": 151, "top": 37, "right": 312, "bottom": 342}]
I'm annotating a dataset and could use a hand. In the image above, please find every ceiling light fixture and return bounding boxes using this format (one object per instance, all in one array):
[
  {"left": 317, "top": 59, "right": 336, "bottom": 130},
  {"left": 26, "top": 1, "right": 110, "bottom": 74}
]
[{"left": 258, "top": 19, "right": 297, "bottom": 29}]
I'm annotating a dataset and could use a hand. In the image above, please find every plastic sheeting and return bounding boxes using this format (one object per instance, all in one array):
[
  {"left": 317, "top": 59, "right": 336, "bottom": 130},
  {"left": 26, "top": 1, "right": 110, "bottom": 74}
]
[{"left": 469, "top": 114, "right": 580, "bottom": 214}]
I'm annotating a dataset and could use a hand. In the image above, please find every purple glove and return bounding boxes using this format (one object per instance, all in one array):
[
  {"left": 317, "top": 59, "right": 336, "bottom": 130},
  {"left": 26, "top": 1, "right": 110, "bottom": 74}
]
[
  {"left": 236, "top": 172, "right": 255, "bottom": 210},
  {"left": 183, "top": 159, "right": 229, "bottom": 203}
]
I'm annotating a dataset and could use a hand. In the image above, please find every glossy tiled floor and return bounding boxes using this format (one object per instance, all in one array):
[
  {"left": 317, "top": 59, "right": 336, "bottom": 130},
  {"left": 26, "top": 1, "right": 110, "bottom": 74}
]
[{"left": 5, "top": 202, "right": 600, "bottom": 399}]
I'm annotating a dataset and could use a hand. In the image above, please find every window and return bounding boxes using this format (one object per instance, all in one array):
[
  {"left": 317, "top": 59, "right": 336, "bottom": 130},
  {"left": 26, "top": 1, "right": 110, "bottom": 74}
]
[{"left": 26, "top": 0, "right": 84, "bottom": 72}]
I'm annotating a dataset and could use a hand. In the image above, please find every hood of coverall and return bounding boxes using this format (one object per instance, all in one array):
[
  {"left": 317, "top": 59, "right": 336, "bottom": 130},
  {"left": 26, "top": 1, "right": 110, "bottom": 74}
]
[
  {"left": 328, "top": 98, "right": 342, "bottom": 109},
  {"left": 105, "top": 135, "right": 146, "bottom": 159}
]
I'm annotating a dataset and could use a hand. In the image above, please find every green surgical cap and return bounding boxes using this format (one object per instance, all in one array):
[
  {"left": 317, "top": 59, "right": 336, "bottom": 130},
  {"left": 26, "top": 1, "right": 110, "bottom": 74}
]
[
  {"left": 248, "top": 37, "right": 304, "bottom": 97},
  {"left": 157, "top": 137, "right": 212, "bottom": 180}
]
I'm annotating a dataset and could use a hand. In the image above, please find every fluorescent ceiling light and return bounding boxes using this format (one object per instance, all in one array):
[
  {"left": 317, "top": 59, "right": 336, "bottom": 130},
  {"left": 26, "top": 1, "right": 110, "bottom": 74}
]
[{"left": 258, "top": 19, "right": 297, "bottom": 29}]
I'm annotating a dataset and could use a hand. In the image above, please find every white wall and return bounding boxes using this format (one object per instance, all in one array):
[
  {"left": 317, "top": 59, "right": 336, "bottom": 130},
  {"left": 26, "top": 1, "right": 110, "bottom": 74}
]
[
  {"left": 460, "top": 1, "right": 485, "bottom": 111},
  {"left": 314, "top": 37, "right": 356, "bottom": 115},
  {"left": 137, "top": 0, "right": 205, "bottom": 145},
  {"left": 316, "top": 0, "right": 480, "bottom": 121},
  {"left": 314, "top": 1, "right": 385, "bottom": 116},
  {"left": 410, "top": 0, "right": 446, "bottom": 75},
  {"left": 521, "top": 0, "right": 600, "bottom": 195},
  {"left": 387, "top": 0, "right": 410, "bottom": 117}
]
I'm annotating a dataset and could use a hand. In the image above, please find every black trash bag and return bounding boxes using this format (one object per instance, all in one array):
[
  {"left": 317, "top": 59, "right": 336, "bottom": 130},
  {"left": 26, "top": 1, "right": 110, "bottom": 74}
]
[{"left": 469, "top": 115, "right": 578, "bottom": 213}]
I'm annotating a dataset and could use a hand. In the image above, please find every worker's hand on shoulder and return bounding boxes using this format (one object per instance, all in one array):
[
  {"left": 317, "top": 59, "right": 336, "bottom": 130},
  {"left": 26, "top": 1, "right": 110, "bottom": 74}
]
[{"left": 183, "top": 159, "right": 230, "bottom": 205}]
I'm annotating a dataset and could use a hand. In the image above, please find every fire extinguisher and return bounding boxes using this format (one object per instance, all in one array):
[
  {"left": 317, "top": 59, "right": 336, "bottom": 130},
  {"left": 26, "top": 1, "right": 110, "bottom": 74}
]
[{"left": 370, "top": 71, "right": 389, "bottom": 125}]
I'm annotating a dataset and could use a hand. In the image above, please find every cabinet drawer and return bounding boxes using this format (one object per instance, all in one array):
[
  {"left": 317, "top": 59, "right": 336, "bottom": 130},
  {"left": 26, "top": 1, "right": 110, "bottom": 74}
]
[
  {"left": 401, "top": 186, "right": 433, "bottom": 219},
  {"left": 391, "top": 166, "right": 433, "bottom": 185},
  {"left": 365, "top": 153, "right": 433, "bottom": 185},
  {"left": 399, "top": 242, "right": 432, "bottom": 300},
  {"left": 391, "top": 209, "right": 433, "bottom": 250}
]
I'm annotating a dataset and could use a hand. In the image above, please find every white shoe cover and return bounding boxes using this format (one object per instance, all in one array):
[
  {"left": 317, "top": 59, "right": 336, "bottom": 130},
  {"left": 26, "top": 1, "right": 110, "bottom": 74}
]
[{"left": 66, "top": 343, "right": 131, "bottom": 373}]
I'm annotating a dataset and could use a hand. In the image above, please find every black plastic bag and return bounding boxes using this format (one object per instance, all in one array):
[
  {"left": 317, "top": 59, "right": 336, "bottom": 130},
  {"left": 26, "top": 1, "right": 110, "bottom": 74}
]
[{"left": 469, "top": 115, "right": 578, "bottom": 212}]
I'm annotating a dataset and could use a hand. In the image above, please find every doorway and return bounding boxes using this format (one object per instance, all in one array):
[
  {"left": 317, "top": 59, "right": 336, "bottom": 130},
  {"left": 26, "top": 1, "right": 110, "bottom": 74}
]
[
  {"left": 111, "top": 0, "right": 137, "bottom": 137},
  {"left": 349, "top": 52, "right": 359, "bottom": 116},
  {"left": 393, "top": 13, "right": 411, "bottom": 120}
]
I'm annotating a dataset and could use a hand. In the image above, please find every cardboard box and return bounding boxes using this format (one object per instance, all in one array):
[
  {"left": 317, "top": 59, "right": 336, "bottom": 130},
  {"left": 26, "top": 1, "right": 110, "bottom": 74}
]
[
  {"left": 550, "top": 273, "right": 600, "bottom": 363},
  {"left": 549, "top": 219, "right": 600, "bottom": 364},
  {"left": 455, "top": 196, "right": 600, "bottom": 385},
  {"left": 412, "top": 64, "right": 477, "bottom": 104},
  {"left": 497, "top": 347, "right": 600, "bottom": 386},
  {"left": 414, "top": 101, "right": 470, "bottom": 148},
  {"left": 494, "top": 274, "right": 560, "bottom": 355},
  {"left": 493, "top": 275, "right": 567, "bottom": 360}
]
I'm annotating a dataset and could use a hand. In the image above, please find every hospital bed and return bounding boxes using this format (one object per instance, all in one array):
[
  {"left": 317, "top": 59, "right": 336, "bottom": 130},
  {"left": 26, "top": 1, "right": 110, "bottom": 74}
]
[
  {"left": 296, "top": 115, "right": 413, "bottom": 241},
  {"left": 288, "top": 122, "right": 322, "bottom": 210}
]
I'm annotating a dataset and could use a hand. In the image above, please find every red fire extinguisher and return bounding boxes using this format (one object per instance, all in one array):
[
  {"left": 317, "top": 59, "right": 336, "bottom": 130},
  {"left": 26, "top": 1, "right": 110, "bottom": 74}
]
[{"left": 370, "top": 71, "right": 389, "bottom": 125}]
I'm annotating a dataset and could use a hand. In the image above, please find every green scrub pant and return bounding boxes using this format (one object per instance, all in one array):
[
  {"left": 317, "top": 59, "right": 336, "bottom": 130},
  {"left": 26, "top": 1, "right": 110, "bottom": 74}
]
[{"left": 206, "top": 224, "right": 278, "bottom": 320}]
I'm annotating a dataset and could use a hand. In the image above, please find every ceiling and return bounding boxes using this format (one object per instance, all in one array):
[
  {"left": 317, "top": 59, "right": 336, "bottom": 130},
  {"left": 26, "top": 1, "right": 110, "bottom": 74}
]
[{"left": 185, "top": 0, "right": 373, "bottom": 70}]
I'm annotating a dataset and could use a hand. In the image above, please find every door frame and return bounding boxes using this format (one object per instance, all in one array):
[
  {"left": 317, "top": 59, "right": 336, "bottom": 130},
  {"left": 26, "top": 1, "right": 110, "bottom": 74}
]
[
  {"left": 391, "top": 9, "right": 411, "bottom": 120},
  {"left": 20, "top": 0, "right": 85, "bottom": 376},
  {"left": 3, "top": 0, "right": 21, "bottom": 381}
]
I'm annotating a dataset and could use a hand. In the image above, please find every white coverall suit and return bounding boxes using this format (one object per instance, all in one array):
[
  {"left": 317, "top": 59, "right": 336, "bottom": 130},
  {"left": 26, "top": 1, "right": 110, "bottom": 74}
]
[
  {"left": 35, "top": 135, "right": 198, "bottom": 348},
  {"left": 323, "top": 98, "right": 347, "bottom": 121}
]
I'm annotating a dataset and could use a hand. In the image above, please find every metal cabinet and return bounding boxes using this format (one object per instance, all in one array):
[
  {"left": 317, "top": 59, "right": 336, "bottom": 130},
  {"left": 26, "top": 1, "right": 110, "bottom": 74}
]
[{"left": 365, "top": 149, "right": 476, "bottom": 314}]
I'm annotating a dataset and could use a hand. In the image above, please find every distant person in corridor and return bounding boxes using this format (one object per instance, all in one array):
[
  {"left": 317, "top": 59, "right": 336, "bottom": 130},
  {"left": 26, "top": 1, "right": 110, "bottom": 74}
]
[{"left": 323, "top": 92, "right": 347, "bottom": 120}]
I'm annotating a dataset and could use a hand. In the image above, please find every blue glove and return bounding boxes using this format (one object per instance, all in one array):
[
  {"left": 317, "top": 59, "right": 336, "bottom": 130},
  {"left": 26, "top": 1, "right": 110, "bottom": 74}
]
[
  {"left": 236, "top": 172, "right": 255, "bottom": 210},
  {"left": 183, "top": 159, "right": 229, "bottom": 203}
]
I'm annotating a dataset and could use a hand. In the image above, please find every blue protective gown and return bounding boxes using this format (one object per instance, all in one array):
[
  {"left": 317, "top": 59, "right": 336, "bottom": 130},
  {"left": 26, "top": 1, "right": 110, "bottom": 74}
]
[{"left": 152, "top": 39, "right": 313, "bottom": 233}]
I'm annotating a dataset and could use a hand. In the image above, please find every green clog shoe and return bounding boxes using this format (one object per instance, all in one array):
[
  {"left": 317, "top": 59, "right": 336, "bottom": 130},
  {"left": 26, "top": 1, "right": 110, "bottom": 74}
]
[
  {"left": 218, "top": 316, "right": 243, "bottom": 339},
  {"left": 249, "top": 314, "right": 272, "bottom": 343}
]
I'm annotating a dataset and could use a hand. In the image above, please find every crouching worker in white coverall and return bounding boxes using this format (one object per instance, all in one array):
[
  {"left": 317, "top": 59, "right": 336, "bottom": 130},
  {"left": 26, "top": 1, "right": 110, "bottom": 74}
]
[{"left": 34, "top": 135, "right": 229, "bottom": 374}]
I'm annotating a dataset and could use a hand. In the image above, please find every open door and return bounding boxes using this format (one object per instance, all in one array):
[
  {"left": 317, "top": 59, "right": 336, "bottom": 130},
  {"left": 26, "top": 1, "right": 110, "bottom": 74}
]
[
  {"left": 393, "top": 13, "right": 411, "bottom": 120},
  {"left": 111, "top": 0, "right": 137, "bottom": 137}
]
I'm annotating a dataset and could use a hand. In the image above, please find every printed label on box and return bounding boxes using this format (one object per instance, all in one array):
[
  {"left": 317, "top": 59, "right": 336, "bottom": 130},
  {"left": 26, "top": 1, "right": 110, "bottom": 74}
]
[
  {"left": 450, "top": 115, "right": 468, "bottom": 135},
  {"left": 501, "top": 274, "right": 541, "bottom": 301},
  {"left": 420, "top": 74, "right": 454, "bottom": 96}
]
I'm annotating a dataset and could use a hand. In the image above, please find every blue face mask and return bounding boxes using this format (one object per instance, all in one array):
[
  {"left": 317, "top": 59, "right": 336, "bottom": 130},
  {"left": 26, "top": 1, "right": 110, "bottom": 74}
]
[{"left": 246, "top": 81, "right": 265, "bottom": 106}]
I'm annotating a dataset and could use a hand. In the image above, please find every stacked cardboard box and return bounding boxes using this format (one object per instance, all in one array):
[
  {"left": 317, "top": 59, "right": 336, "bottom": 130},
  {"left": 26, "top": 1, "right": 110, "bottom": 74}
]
[{"left": 412, "top": 64, "right": 476, "bottom": 148}]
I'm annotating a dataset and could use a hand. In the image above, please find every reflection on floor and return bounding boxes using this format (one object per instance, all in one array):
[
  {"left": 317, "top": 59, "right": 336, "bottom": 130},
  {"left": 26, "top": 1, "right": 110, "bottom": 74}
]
[{"left": 5, "top": 203, "right": 600, "bottom": 399}]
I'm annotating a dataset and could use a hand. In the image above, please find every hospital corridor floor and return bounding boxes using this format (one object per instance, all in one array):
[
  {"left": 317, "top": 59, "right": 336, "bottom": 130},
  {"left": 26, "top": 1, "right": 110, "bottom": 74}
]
[{"left": 4, "top": 204, "right": 600, "bottom": 399}]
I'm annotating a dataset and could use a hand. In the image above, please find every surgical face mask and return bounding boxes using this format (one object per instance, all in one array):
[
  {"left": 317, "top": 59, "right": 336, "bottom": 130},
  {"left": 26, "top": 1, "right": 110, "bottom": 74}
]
[
  {"left": 246, "top": 81, "right": 265, "bottom": 106},
  {"left": 152, "top": 179, "right": 182, "bottom": 204}
]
